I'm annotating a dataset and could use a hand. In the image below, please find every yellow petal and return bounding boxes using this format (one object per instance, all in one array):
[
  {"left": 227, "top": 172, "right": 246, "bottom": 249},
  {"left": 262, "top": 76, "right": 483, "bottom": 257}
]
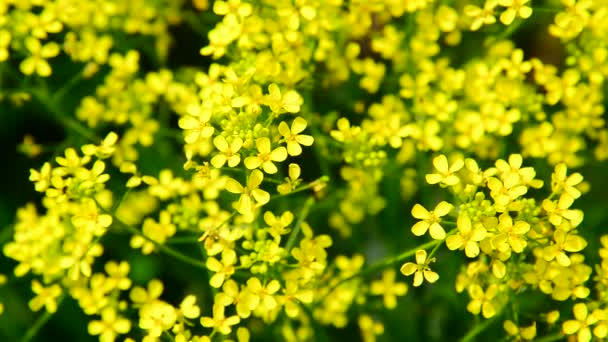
[
  {"left": 400, "top": 262, "right": 416, "bottom": 276},
  {"left": 291, "top": 117, "right": 308, "bottom": 134},
  {"left": 429, "top": 223, "right": 446, "bottom": 240},
  {"left": 415, "top": 249, "right": 427, "bottom": 264},
  {"left": 433, "top": 155, "right": 449, "bottom": 174},
  {"left": 270, "top": 146, "right": 287, "bottom": 161},
  {"left": 563, "top": 320, "right": 581, "bottom": 335},
  {"left": 278, "top": 121, "right": 291, "bottom": 137},
  {"left": 411, "top": 221, "right": 429, "bottom": 236},
  {"left": 434, "top": 201, "right": 453, "bottom": 216},
  {"left": 256, "top": 137, "right": 271, "bottom": 153},
  {"left": 423, "top": 270, "right": 439, "bottom": 283},
  {"left": 446, "top": 235, "right": 464, "bottom": 251},
  {"left": 244, "top": 156, "right": 261, "bottom": 170},
  {"left": 411, "top": 204, "right": 430, "bottom": 219},
  {"left": 225, "top": 178, "right": 243, "bottom": 193}
]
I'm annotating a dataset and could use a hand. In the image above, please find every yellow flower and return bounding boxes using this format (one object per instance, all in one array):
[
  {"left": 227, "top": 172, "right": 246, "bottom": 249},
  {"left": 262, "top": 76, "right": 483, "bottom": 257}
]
[
  {"left": 563, "top": 303, "right": 598, "bottom": 342},
  {"left": 542, "top": 194, "right": 584, "bottom": 228},
  {"left": 498, "top": 0, "right": 532, "bottom": 25},
  {"left": 265, "top": 83, "right": 303, "bottom": 114},
  {"left": 264, "top": 211, "right": 293, "bottom": 241},
  {"left": 139, "top": 301, "right": 177, "bottom": 338},
  {"left": 277, "top": 163, "right": 302, "bottom": 194},
  {"left": 487, "top": 175, "right": 528, "bottom": 208},
  {"left": 465, "top": 0, "right": 498, "bottom": 31},
  {"left": 369, "top": 270, "right": 408, "bottom": 309},
  {"left": 493, "top": 213, "right": 530, "bottom": 253},
  {"left": 280, "top": 281, "right": 313, "bottom": 318},
  {"left": 467, "top": 284, "right": 499, "bottom": 318},
  {"left": 504, "top": 320, "right": 537, "bottom": 340},
  {"left": 178, "top": 103, "right": 214, "bottom": 145},
  {"left": 211, "top": 135, "right": 243, "bottom": 168},
  {"left": 411, "top": 201, "right": 453, "bottom": 240},
  {"left": 200, "top": 304, "right": 240, "bottom": 335},
  {"left": 244, "top": 137, "right": 287, "bottom": 174},
  {"left": 88, "top": 307, "right": 131, "bottom": 342},
  {"left": 20, "top": 37, "right": 60, "bottom": 77},
  {"left": 29, "top": 280, "right": 62, "bottom": 313},
  {"left": 225, "top": 169, "right": 270, "bottom": 215},
  {"left": 206, "top": 249, "right": 237, "bottom": 288},
  {"left": 446, "top": 213, "right": 487, "bottom": 257},
  {"left": 426, "top": 154, "right": 464, "bottom": 186},
  {"left": 400, "top": 249, "right": 439, "bottom": 287},
  {"left": 179, "top": 295, "right": 201, "bottom": 319},
  {"left": 542, "top": 229, "right": 587, "bottom": 267},
  {"left": 278, "top": 117, "right": 314, "bottom": 156},
  {"left": 552, "top": 163, "right": 583, "bottom": 199},
  {"left": 246, "top": 277, "right": 280, "bottom": 311}
]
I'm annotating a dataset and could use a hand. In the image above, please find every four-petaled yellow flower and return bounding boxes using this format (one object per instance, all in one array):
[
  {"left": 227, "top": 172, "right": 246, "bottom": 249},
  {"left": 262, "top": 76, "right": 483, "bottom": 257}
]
[
  {"left": 277, "top": 163, "right": 302, "bottom": 194},
  {"left": 28, "top": 280, "right": 62, "bottom": 313},
  {"left": 265, "top": 83, "right": 303, "bottom": 113},
  {"left": 20, "top": 37, "right": 60, "bottom": 77},
  {"left": 446, "top": 212, "right": 487, "bottom": 257},
  {"left": 200, "top": 304, "right": 241, "bottom": 335},
  {"left": 206, "top": 249, "right": 237, "bottom": 288},
  {"left": 88, "top": 307, "right": 131, "bottom": 342},
  {"left": 498, "top": 0, "right": 532, "bottom": 25},
  {"left": 278, "top": 117, "right": 314, "bottom": 156},
  {"left": 426, "top": 154, "right": 464, "bottom": 186},
  {"left": 178, "top": 103, "right": 214, "bottom": 144},
  {"left": 552, "top": 163, "right": 583, "bottom": 199},
  {"left": 400, "top": 249, "right": 439, "bottom": 287},
  {"left": 244, "top": 137, "right": 287, "bottom": 174},
  {"left": 411, "top": 201, "right": 453, "bottom": 240},
  {"left": 493, "top": 213, "right": 530, "bottom": 253},
  {"left": 211, "top": 135, "right": 243, "bottom": 168},
  {"left": 562, "top": 303, "right": 599, "bottom": 342},
  {"left": 467, "top": 284, "right": 500, "bottom": 318},
  {"left": 225, "top": 169, "right": 270, "bottom": 215},
  {"left": 370, "top": 270, "right": 408, "bottom": 309}
]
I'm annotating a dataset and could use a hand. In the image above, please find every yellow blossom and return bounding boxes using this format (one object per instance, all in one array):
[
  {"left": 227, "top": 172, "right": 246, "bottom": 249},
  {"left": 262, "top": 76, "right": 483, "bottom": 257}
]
[
  {"left": 369, "top": 270, "right": 408, "bottom": 309},
  {"left": 400, "top": 249, "right": 439, "bottom": 286},
  {"left": 20, "top": 37, "right": 60, "bottom": 77},
  {"left": 446, "top": 213, "right": 487, "bottom": 257},
  {"left": 278, "top": 117, "right": 314, "bottom": 156},
  {"left": 200, "top": 304, "right": 240, "bottom": 335},
  {"left": 426, "top": 154, "right": 464, "bottom": 186},
  {"left": 244, "top": 137, "right": 287, "bottom": 174},
  {"left": 411, "top": 201, "right": 453, "bottom": 240}
]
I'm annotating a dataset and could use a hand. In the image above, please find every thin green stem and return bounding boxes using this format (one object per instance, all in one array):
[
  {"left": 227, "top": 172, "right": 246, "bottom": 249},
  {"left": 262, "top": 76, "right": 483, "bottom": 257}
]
[
  {"left": 534, "top": 333, "right": 565, "bottom": 342},
  {"left": 31, "top": 88, "right": 99, "bottom": 143},
  {"left": 20, "top": 295, "right": 65, "bottom": 342},
  {"left": 269, "top": 176, "right": 329, "bottom": 201},
  {"left": 321, "top": 232, "right": 454, "bottom": 299},
  {"left": 51, "top": 69, "right": 84, "bottom": 103},
  {"left": 285, "top": 197, "right": 315, "bottom": 252},
  {"left": 96, "top": 201, "right": 207, "bottom": 270},
  {"left": 460, "top": 308, "right": 503, "bottom": 342}
]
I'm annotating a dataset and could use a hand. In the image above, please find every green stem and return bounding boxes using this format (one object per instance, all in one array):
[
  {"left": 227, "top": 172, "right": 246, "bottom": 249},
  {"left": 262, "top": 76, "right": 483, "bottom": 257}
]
[
  {"left": 31, "top": 88, "right": 99, "bottom": 143},
  {"left": 20, "top": 295, "right": 65, "bottom": 342},
  {"left": 51, "top": 69, "right": 84, "bottom": 103},
  {"left": 269, "top": 176, "right": 329, "bottom": 201},
  {"left": 535, "top": 333, "right": 565, "bottom": 342},
  {"left": 285, "top": 197, "right": 315, "bottom": 252},
  {"left": 96, "top": 201, "right": 208, "bottom": 270},
  {"left": 321, "top": 232, "right": 454, "bottom": 298},
  {"left": 460, "top": 309, "right": 502, "bottom": 342}
]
